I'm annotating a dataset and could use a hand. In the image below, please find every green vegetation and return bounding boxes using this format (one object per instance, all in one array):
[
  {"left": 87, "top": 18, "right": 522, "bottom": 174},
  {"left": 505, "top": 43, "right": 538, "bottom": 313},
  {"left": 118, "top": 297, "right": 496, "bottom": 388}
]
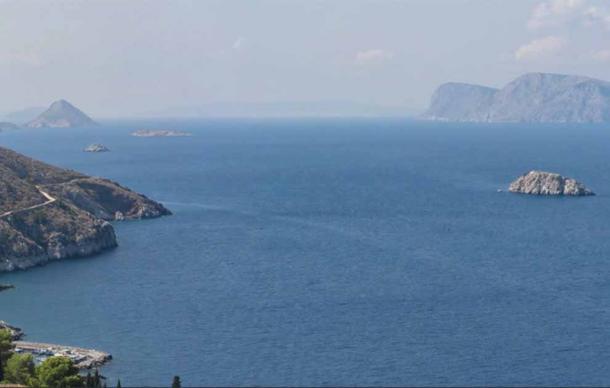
[
  {"left": 3, "top": 353, "right": 35, "bottom": 385},
  {"left": 0, "top": 329, "right": 83, "bottom": 387},
  {"left": 0, "top": 329, "right": 176, "bottom": 387},
  {"left": 0, "top": 328, "right": 15, "bottom": 381},
  {"left": 32, "top": 356, "right": 83, "bottom": 387}
]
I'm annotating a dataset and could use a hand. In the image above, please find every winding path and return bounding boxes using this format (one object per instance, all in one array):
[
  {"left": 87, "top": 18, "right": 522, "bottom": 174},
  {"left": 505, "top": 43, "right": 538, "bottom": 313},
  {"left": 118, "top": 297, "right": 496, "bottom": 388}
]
[{"left": 0, "top": 185, "right": 57, "bottom": 219}]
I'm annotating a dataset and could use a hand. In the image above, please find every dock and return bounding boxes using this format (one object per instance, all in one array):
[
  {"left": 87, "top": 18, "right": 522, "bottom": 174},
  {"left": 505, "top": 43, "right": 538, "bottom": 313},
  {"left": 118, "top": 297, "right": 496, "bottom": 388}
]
[{"left": 13, "top": 341, "right": 112, "bottom": 369}]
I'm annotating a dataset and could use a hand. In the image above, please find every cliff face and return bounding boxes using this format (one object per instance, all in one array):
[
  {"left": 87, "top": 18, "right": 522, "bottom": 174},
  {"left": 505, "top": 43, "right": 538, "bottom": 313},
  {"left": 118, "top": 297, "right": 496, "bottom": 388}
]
[
  {"left": 424, "top": 83, "right": 497, "bottom": 122},
  {"left": 423, "top": 73, "right": 610, "bottom": 123},
  {"left": 0, "top": 146, "right": 171, "bottom": 272},
  {"left": 24, "top": 100, "right": 97, "bottom": 128}
]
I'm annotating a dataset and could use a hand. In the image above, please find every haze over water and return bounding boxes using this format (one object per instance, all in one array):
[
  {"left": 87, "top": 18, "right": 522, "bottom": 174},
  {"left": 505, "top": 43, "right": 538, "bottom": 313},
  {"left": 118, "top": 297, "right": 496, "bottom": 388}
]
[{"left": 2, "top": 118, "right": 610, "bottom": 385}]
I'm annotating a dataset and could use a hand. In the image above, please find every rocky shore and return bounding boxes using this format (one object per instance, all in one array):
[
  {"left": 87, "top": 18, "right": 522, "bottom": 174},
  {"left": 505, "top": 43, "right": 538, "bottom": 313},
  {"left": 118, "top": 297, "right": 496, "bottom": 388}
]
[
  {"left": 509, "top": 170, "right": 594, "bottom": 196},
  {"left": 0, "top": 320, "right": 24, "bottom": 340}
]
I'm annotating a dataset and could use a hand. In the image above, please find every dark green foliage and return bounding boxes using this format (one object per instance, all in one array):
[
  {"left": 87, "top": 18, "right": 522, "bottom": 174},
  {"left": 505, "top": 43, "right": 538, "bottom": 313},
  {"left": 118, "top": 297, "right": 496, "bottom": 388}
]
[
  {"left": 0, "top": 328, "right": 14, "bottom": 382},
  {"left": 171, "top": 375, "right": 181, "bottom": 388},
  {"left": 32, "top": 356, "right": 84, "bottom": 387},
  {"left": 3, "top": 353, "right": 35, "bottom": 385},
  {"left": 85, "top": 368, "right": 103, "bottom": 388}
]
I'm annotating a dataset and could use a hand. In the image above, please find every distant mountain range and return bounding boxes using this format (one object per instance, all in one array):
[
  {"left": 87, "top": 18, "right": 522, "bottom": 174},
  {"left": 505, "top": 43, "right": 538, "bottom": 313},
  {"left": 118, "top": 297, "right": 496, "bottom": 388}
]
[
  {"left": 0, "top": 106, "right": 46, "bottom": 123},
  {"left": 423, "top": 73, "right": 610, "bottom": 123},
  {"left": 146, "top": 100, "right": 413, "bottom": 118}
]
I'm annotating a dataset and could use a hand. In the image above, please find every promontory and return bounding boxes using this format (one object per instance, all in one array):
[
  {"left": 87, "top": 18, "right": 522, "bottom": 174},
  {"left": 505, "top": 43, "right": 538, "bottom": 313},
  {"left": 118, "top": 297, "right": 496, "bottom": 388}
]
[
  {"left": 509, "top": 171, "right": 594, "bottom": 196},
  {"left": 0, "top": 146, "right": 171, "bottom": 272},
  {"left": 423, "top": 72, "right": 610, "bottom": 123}
]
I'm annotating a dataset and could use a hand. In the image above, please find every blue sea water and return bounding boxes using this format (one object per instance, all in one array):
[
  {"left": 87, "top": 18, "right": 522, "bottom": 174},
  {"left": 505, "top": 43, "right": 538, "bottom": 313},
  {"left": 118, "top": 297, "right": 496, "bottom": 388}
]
[{"left": 2, "top": 118, "right": 610, "bottom": 386}]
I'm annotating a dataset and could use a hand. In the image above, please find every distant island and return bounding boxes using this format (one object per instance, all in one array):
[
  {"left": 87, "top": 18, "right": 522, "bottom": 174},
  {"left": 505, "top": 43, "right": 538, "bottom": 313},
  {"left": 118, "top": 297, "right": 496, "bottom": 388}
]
[
  {"left": 24, "top": 99, "right": 97, "bottom": 128},
  {"left": 423, "top": 72, "right": 610, "bottom": 123},
  {"left": 509, "top": 171, "right": 594, "bottom": 196},
  {"left": 84, "top": 143, "right": 110, "bottom": 153},
  {"left": 131, "top": 129, "right": 193, "bottom": 137},
  {"left": 0, "top": 122, "right": 19, "bottom": 131},
  {"left": 0, "top": 146, "right": 171, "bottom": 272}
]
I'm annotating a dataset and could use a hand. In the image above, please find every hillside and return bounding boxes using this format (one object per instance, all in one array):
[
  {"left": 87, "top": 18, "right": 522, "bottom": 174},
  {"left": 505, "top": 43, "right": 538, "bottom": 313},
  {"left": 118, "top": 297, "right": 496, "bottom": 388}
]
[{"left": 0, "top": 147, "right": 170, "bottom": 271}]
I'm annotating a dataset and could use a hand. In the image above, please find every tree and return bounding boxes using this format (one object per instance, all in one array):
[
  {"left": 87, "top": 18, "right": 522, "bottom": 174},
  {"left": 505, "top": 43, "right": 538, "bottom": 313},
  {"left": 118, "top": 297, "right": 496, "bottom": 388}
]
[
  {"left": 0, "top": 328, "right": 15, "bottom": 381},
  {"left": 32, "top": 356, "right": 84, "bottom": 388},
  {"left": 2, "top": 353, "right": 35, "bottom": 385},
  {"left": 116, "top": 379, "right": 122, "bottom": 388},
  {"left": 171, "top": 375, "right": 181, "bottom": 388}
]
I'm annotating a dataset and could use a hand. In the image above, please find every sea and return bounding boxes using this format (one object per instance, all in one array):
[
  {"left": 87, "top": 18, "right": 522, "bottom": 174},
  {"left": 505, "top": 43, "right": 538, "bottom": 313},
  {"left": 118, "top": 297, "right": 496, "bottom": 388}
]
[{"left": 1, "top": 118, "right": 610, "bottom": 386}]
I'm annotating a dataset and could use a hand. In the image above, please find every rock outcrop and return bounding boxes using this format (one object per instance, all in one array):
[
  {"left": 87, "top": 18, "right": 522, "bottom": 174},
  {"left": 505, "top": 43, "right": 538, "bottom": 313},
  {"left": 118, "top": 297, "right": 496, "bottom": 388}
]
[
  {"left": 0, "top": 320, "right": 23, "bottom": 340},
  {"left": 83, "top": 144, "right": 110, "bottom": 153},
  {"left": 0, "top": 284, "right": 14, "bottom": 292},
  {"left": 0, "top": 146, "right": 171, "bottom": 272},
  {"left": 24, "top": 100, "right": 97, "bottom": 128},
  {"left": 423, "top": 73, "right": 610, "bottom": 123},
  {"left": 509, "top": 171, "right": 594, "bottom": 196}
]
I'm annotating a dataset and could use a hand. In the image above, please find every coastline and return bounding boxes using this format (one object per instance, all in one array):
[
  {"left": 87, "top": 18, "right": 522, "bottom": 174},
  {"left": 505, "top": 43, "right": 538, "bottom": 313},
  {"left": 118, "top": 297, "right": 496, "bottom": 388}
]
[{"left": 0, "top": 320, "right": 111, "bottom": 369}]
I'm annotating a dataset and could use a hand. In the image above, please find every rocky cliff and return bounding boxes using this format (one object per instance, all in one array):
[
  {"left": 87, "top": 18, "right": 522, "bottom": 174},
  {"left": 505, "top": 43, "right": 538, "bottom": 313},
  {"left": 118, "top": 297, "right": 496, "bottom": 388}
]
[
  {"left": 0, "top": 146, "right": 171, "bottom": 272},
  {"left": 423, "top": 73, "right": 610, "bottom": 123},
  {"left": 509, "top": 171, "right": 594, "bottom": 196},
  {"left": 24, "top": 100, "right": 97, "bottom": 128}
]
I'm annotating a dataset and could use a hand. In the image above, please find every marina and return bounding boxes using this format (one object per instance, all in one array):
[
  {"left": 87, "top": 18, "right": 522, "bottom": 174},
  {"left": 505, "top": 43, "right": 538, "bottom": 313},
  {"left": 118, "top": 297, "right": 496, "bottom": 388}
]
[{"left": 13, "top": 341, "right": 112, "bottom": 369}]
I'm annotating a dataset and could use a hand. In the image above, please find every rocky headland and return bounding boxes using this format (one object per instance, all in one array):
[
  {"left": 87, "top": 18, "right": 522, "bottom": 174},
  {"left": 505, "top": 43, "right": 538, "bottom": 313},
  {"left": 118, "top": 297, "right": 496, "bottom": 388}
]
[
  {"left": 0, "top": 320, "right": 23, "bottom": 340},
  {"left": 423, "top": 72, "right": 610, "bottom": 123},
  {"left": 509, "top": 171, "right": 594, "bottom": 196},
  {"left": 0, "top": 146, "right": 171, "bottom": 272},
  {"left": 84, "top": 144, "right": 110, "bottom": 153},
  {"left": 24, "top": 100, "right": 97, "bottom": 128},
  {"left": 131, "top": 129, "right": 192, "bottom": 137}
]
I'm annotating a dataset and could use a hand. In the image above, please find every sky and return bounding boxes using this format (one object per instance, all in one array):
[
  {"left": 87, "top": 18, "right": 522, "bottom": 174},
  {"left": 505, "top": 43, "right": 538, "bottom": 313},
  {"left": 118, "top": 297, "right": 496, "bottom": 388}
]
[{"left": 1, "top": 0, "right": 610, "bottom": 117}]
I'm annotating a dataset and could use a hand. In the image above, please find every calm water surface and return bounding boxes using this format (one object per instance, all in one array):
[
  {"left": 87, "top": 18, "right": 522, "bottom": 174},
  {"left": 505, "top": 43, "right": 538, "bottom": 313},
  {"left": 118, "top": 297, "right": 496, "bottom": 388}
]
[{"left": 1, "top": 118, "right": 610, "bottom": 385}]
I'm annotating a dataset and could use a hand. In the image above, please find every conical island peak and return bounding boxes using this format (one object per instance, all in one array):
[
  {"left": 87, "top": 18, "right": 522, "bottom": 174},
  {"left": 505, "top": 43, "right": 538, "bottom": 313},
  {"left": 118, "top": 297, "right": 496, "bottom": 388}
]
[{"left": 25, "top": 99, "right": 97, "bottom": 128}]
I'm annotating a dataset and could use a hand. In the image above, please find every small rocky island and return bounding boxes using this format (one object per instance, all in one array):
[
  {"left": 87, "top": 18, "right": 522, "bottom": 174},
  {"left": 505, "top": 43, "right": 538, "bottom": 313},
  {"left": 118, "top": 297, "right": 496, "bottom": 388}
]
[
  {"left": 24, "top": 99, "right": 97, "bottom": 128},
  {"left": 83, "top": 143, "right": 110, "bottom": 153},
  {"left": 0, "top": 146, "right": 171, "bottom": 272},
  {"left": 131, "top": 129, "right": 192, "bottom": 137},
  {"left": 509, "top": 170, "right": 594, "bottom": 196},
  {"left": 0, "top": 284, "right": 14, "bottom": 292}
]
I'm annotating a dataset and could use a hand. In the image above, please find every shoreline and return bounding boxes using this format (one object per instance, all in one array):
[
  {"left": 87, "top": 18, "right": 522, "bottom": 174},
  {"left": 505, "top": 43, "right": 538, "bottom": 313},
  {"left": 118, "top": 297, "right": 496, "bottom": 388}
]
[
  {"left": 14, "top": 341, "right": 112, "bottom": 369},
  {"left": 0, "top": 321, "right": 111, "bottom": 369}
]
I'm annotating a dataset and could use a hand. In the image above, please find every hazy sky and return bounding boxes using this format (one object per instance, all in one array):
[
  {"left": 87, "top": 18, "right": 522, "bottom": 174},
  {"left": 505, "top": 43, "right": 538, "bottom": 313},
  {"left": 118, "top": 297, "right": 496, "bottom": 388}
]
[{"left": 1, "top": 0, "right": 610, "bottom": 117}]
